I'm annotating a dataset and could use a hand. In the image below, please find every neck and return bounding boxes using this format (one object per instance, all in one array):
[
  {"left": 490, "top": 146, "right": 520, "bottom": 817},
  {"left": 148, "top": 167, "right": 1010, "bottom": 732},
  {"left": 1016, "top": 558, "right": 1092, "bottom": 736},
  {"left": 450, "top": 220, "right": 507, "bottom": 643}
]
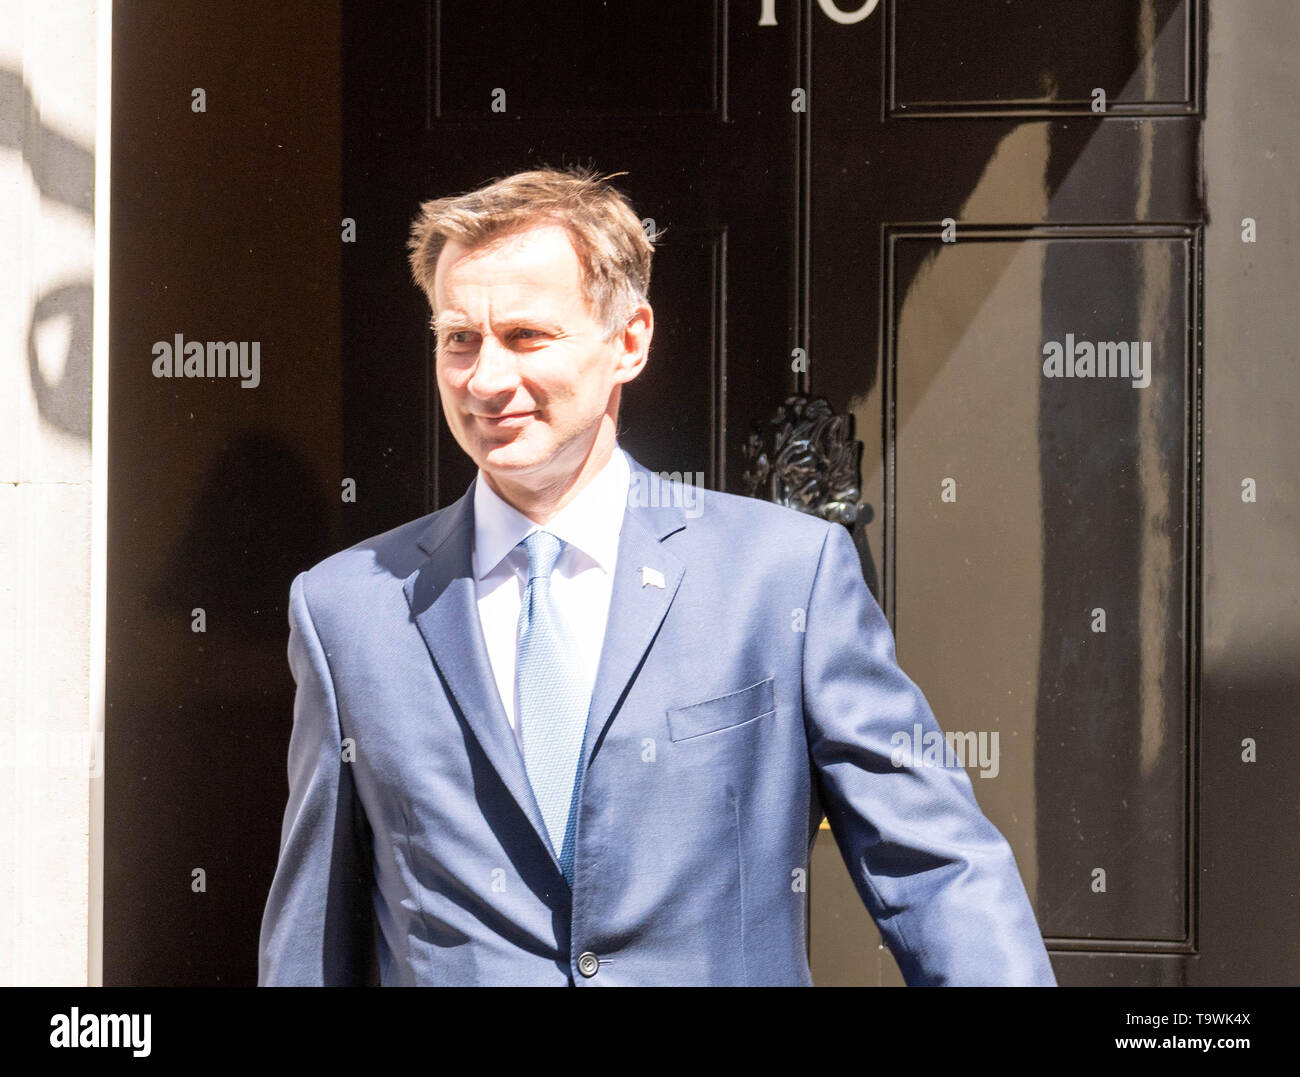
[{"left": 484, "top": 428, "right": 617, "bottom": 524}]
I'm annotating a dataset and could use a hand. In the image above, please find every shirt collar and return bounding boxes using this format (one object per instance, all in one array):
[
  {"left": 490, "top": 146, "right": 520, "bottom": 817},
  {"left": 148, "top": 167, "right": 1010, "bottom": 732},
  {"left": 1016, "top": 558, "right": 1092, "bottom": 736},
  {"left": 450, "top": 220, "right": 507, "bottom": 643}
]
[{"left": 472, "top": 445, "right": 630, "bottom": 580}]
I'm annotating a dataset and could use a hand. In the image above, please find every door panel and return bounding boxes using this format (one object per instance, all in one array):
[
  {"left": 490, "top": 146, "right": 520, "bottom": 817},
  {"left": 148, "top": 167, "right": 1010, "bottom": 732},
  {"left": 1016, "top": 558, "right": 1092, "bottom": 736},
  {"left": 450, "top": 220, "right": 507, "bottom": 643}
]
[
  {"left": 806, "top": 0, "right": 1204, "bottom": 983},
  {"left": 890, "top": 229, "right": 1194, "bottom": 944},
  {"left": 887, "top": 0, "right": 1196, "bottom": 116}
]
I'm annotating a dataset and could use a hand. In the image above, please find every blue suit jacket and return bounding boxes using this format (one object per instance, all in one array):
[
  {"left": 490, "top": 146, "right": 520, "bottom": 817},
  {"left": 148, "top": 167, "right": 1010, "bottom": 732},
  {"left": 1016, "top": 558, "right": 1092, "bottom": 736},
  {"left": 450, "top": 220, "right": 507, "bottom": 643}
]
[{"left": 258, "top": 454, "right": 1056, "bottom": 986}]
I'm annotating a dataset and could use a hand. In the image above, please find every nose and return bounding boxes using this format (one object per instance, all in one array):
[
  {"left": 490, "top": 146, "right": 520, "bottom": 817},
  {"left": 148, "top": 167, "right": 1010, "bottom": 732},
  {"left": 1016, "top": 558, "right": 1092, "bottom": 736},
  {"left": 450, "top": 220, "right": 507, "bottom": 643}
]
[{"left": 465, "top": 333, "right": 521, "bottom": 401}]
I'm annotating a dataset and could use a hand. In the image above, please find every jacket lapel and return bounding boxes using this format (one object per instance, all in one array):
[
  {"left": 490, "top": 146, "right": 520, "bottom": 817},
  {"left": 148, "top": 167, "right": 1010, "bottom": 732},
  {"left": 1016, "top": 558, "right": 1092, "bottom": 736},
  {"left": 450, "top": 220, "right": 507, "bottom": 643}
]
[
  {"left": 581, "top": 459, "right": 686, "bottom": 766},
  {"left": 402, "top": 479, "right": 556, "bottom": 870},
  {"left": 401, "top": 455, "right": 689, "bottom": 873}
]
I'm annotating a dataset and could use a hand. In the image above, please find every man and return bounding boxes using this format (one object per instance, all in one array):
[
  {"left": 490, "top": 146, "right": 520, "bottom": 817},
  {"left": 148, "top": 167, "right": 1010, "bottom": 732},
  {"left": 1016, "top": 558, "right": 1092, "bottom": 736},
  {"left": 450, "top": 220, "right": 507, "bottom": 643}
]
[{"left": 257, "top": 166, "right": 1056, "bottom": 986}]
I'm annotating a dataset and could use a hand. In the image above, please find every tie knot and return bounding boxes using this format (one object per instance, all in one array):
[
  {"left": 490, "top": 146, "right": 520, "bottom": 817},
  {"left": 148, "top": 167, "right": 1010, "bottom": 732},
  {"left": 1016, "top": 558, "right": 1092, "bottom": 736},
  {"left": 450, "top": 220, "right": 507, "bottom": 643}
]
[{"left": 521, "top": 529, "right": 564, "bottom": 581}]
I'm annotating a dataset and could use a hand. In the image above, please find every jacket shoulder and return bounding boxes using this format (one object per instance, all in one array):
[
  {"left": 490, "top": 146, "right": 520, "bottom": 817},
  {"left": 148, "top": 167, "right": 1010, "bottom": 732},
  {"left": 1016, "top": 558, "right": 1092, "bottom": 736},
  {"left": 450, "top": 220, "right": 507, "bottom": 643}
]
[
  {"left": 296, "top": 504, "right": 451, "bottom": 603},
  {"left": 672, "top": 481, "right": 838, "bottom": 566},
  {"left": 698, "top": 484, "right": 834, "bottom": 531}
]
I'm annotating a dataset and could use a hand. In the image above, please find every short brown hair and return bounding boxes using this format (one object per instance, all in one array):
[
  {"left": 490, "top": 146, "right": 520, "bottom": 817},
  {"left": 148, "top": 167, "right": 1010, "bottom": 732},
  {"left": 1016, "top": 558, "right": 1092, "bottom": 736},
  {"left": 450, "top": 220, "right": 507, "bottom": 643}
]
[{"left": 407, "top": 165, "right": 659, "bottom": 339}]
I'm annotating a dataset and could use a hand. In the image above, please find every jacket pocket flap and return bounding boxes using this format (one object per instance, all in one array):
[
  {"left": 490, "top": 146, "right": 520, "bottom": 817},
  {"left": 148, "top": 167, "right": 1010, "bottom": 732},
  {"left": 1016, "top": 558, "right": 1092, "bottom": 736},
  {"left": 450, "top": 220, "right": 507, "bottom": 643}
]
[{"left": 667, "top": 676, "right": 775, "bottom": 742}]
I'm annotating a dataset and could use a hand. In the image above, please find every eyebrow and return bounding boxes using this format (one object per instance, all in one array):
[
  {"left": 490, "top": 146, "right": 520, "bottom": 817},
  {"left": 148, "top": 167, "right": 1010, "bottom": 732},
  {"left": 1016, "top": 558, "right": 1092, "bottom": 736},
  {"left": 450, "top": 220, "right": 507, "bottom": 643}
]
[
  {"left": 432, "top": 312, "right": 561, "bottom": 333},
  {"left": 432, "top": 313, "right": 474, "bottom": 333}
]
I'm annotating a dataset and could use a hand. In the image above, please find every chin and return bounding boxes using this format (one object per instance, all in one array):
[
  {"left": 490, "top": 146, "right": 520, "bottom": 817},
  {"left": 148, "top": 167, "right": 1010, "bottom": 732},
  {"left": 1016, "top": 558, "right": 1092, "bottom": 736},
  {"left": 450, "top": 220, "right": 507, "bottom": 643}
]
[{"left": 479, "top": 439, "right": 548, "bottom": 473}]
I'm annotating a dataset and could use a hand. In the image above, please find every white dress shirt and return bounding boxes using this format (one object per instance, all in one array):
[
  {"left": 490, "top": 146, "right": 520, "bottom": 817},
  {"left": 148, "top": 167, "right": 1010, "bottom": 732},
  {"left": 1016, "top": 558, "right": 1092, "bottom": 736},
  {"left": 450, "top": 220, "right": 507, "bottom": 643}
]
[{"left": 471, "top": 445, "right": 631, "bottom": 750}]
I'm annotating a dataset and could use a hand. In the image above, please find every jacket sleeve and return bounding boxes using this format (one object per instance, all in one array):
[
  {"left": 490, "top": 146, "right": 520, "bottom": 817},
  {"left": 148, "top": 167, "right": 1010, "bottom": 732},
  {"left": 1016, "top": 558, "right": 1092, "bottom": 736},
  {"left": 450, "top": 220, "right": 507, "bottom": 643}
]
[
  {"left": 802, "top": 523, "right": 1056, "bottom": 986},
  {"left": 258, "top": 572, "right": 379, "bottom": 986}
]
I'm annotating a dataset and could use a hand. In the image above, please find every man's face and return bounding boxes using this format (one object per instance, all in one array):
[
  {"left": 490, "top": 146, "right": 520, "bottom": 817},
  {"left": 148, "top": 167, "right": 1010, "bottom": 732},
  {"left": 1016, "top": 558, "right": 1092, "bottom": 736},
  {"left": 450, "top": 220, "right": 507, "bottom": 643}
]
[{"left": 431, "top": 221, "right": 649, "bottom": 495}]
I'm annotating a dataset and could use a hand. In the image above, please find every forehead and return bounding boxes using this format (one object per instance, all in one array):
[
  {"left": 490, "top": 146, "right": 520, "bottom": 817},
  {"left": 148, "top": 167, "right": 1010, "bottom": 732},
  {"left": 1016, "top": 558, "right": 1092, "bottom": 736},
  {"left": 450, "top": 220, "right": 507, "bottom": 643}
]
[{"left": 433, "top": 221, "right": 584, "bottom": 301}]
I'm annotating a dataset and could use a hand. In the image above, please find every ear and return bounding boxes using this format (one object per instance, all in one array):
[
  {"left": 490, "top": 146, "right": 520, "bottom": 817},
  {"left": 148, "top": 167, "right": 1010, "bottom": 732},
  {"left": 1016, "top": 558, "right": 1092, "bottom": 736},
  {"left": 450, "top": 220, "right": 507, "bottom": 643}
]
[{"left": 611, "top": 302, "right": 653, "bottom": 386}]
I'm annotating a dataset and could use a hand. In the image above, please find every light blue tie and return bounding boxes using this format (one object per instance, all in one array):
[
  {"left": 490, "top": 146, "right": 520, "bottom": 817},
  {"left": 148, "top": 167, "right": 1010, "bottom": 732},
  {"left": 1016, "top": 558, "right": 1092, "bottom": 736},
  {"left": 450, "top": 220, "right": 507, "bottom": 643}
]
[{"left": 516, "top": 530, "right": 590, "bottom": 887}]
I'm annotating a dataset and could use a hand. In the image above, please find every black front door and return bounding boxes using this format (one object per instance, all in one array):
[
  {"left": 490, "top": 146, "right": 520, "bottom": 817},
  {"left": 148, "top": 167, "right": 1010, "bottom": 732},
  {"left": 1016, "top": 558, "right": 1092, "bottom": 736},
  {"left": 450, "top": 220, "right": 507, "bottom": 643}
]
[
  {"left": 803, "top": 0, "right": 1295, "bottom": 987},
  {"left": 106, "top": 0, "right": 1297, "bottom": 987}
]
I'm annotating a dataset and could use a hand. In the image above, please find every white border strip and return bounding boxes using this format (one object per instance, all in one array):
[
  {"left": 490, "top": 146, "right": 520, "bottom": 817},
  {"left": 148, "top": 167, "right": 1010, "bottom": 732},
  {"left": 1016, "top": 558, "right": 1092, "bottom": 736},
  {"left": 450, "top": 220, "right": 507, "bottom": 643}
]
[{"left": 88, "top": 0, "right": 112, "bottom": 988}]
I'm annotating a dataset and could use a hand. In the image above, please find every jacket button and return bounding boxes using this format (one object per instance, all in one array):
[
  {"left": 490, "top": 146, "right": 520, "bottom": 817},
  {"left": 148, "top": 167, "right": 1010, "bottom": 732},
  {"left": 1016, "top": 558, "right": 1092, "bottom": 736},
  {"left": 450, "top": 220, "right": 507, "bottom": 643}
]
[{"left": 577, "top": 952, "right": 600, "bottom": 978}]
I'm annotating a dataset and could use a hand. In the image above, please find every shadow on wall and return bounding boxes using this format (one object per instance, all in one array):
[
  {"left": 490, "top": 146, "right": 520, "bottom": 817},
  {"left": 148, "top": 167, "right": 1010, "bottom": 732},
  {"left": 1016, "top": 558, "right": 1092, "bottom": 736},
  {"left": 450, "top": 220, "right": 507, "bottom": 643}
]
[
  {"left": 150, "top": 429, "right": 334, "bottom": 638},
  {"left": 1, "top": 66, "right": 94, "bottom": 440}
]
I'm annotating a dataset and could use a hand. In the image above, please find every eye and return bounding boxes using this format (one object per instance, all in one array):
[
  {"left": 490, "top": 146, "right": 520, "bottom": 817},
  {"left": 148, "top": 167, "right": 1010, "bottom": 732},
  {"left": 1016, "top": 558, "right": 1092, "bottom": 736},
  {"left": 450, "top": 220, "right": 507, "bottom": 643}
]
[{"left": 513, "top": 328, "right": 545, "bottom": 341}]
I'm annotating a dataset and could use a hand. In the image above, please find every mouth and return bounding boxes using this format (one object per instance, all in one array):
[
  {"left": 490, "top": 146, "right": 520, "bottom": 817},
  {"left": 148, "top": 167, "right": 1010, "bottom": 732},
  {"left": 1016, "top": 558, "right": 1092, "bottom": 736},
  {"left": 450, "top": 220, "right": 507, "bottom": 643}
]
[{"left": 475, "top": 411, "right": 535, "bottom": 427}]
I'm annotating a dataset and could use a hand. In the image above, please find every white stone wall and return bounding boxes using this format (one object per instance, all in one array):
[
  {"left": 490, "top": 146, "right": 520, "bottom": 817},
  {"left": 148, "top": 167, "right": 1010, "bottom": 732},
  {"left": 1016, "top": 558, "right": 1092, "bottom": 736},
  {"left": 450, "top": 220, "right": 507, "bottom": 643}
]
[{"left": 0, "top": 0, "right": 105, "bottom": 985}]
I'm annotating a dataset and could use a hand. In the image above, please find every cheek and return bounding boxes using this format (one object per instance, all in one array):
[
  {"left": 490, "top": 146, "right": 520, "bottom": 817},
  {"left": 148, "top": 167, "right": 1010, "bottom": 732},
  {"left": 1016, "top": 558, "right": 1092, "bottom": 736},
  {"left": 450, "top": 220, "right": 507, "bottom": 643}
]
[
  {"left": 545, "top": 381, "right": 598, "bottom": 419},
  {"left": 524, "top": 350, "right": 609, "bottom": 412},
  {"left": 565, "top": 355, "right": 614, "bottom": 403},
  {"left": 434, "top": 368, "right": 471, "bottom": 422},
  {"left": 436, "top": 361, "right": 474, "bottom": 399}
]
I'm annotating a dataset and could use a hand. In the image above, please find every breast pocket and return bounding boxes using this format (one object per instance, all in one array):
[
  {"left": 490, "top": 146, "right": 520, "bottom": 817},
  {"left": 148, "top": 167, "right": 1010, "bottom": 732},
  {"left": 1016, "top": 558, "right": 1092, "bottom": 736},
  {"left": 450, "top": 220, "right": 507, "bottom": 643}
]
[{"left": 666, "top": 676, "right": 776, "bottom": 743}]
